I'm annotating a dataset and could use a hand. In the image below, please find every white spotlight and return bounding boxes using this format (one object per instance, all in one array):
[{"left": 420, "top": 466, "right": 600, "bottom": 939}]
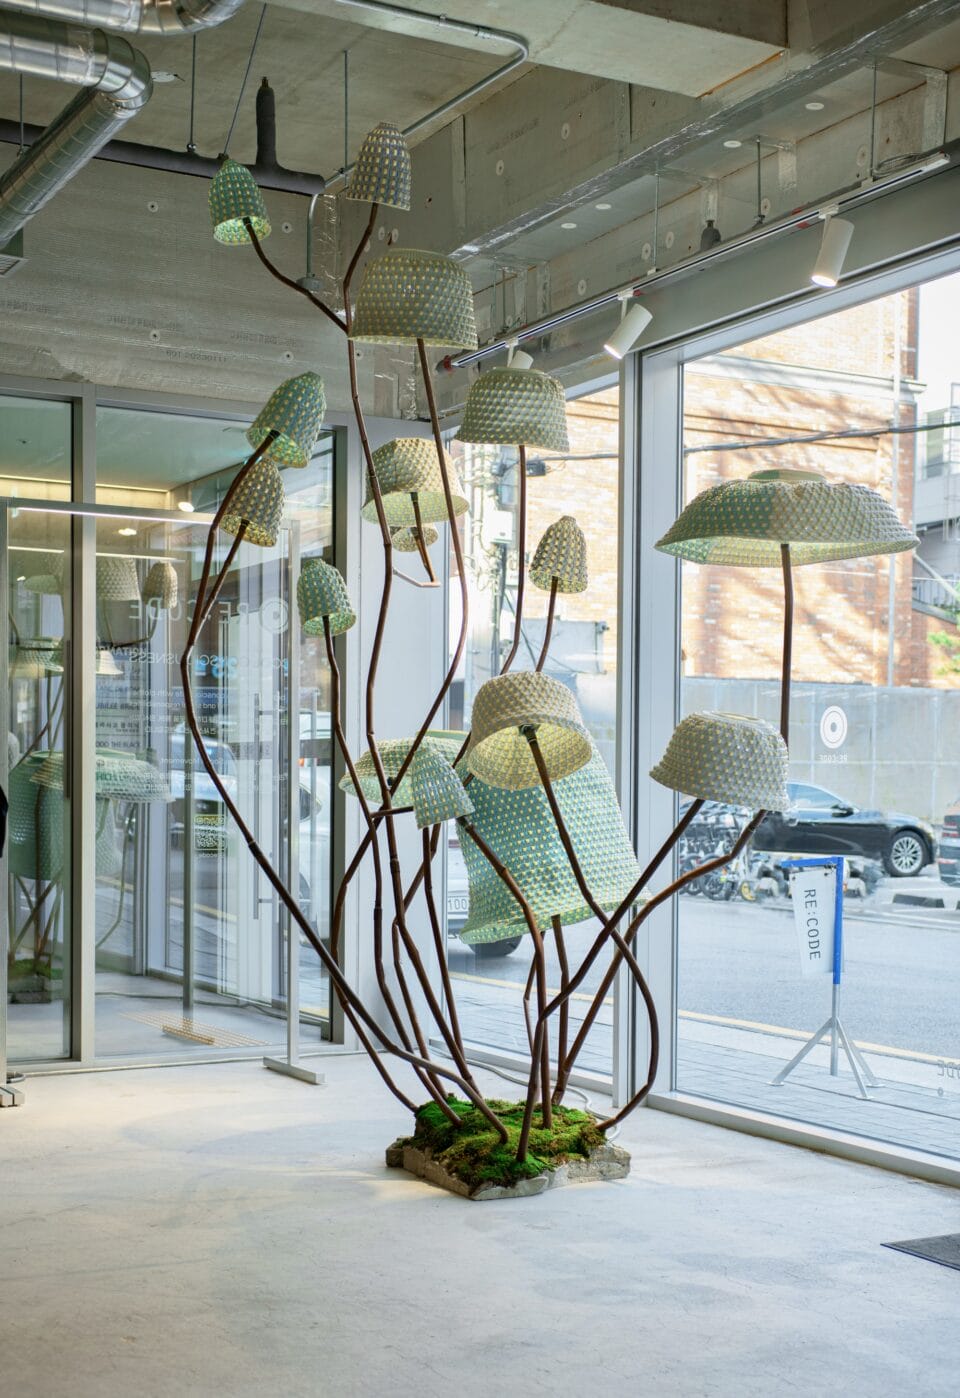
[
  {"left": 178, "top": 500, "right": 196, "bottom": 513},
  {"left": 603, "top": 296, "right": 652, "bottom": 360},
  {"left": 810, "top": 215, "right": 854, "bottom": 287},
  {"left": 506, "top": 339, "right": 533, "bottom": 370}
]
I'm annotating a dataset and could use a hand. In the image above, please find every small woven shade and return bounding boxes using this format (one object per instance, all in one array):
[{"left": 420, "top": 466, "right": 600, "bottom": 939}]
[
  {"left": 363, "top": 438, "right": 468, "bottom": 527},
  {"left": 457, "top": 368, "right": 570, "bottom": 452},
  {"left": 23, "top": 574, "right": 61, "bottom": 595},
  {"left": 9, "top": 639, "right": 63, "bottom": 679},
  {"left": 530, "top": 515, "right": 588, "bottom": 594},
  {"left": 651, "top": 712, "right": 789, "bottom": 811},
  {"left": 410, "top": 741, "right": 474, "bottom": 829},
  {"left": 466, "top": 672, "right": 592, "bottom": 791},
  {"left": 298, "top": 558, "right": 356, "bottom": 636},
  {"left": 97, "top": 556, "right": 140, "bottom": 602},
  {"left": 459, "top": 746, "right": 642, "bottom": 946},
  {"left": 346, "top": 121, "right": 412, "bottom": 211},
  {"left": 246, "top": 372, "right": 326, "bottom": 469},
  {"left": 339, "top": 731, "right": 464, "bottom": 807},
  {"left": 96, "top": 647, "right": 123, "bottom": 677},
  {"left": 8, "top": 758, "right": 122, "bottom": 879},
  {"left": 656, "top": 468, "right": 918, "bottom": 567},
  {"left": 142, "top": 561, "right": 178, "bottom": 610},
  {"left": 392, "top": 523, "right": 438, "bottom": 553},
  {"left": 209, "top": 158, "right": 270, "bottom": 245},
  {"left": 32, "top": 748, "right": 171, "bottom": 802},
  {"left": 350, "top": 249, "right": 478, "bottom": 349},
  {"left": 221, "top": 459, "right": 285, "bottom": 548}
]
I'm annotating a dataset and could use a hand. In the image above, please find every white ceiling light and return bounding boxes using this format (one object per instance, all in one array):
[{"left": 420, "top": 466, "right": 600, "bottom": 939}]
[
  {"left": 595, "top": 202, "right": 612, "bottom": 211},
  {"left": 805, "top": 100, "right": 825, "bottom": 111},
  {"left": 560, "top": 221, "right": 577, "bottom": 230},
  {"left": 118, "top": 526, "right": 137, "bottom": 537},
  {"left": 810, "top": 212, "right": 854, "bottom": 287},
  {"left": 505, "top": 338, "right": 533, "bottom": 370},
  {"left": 603, "top": 293, "right": 653, "bottom": 360},
  {"left": 178, "top": 500, "right": 196, "bottom": 513},
  {"left": 723, "top": 139, "right": 742, "bottom": 149}
]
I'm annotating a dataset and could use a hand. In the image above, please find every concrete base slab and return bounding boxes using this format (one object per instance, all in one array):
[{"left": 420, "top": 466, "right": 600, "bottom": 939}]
[{"left": 385, "top": 1137, "right": 631, "bottom": 1199}]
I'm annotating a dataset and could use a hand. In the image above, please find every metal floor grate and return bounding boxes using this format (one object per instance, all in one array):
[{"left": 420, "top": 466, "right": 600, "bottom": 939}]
[{"left": 121, "top": 1010, "right": 267, "bottom": 1048}]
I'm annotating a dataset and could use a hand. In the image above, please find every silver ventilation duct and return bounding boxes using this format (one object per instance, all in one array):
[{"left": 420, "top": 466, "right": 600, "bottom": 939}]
[{"left": 0, "top": 0, "right": 245, "bottom": 33}]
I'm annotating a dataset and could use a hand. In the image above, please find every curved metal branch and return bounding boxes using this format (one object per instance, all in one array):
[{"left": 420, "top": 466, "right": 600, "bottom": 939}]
[{"left": 245, "top": 221, "right": 346, "bottom": 336}]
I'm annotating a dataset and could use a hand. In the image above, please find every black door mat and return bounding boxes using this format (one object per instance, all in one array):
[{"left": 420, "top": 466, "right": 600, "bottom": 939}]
[{"left": 883, "top": 1235, "right": 960, "bottom": 1271}]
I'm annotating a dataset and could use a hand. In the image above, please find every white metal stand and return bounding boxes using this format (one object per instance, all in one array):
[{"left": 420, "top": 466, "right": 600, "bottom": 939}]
[{"left": 771, "top": 982, "right": 878, "bottom": 1098}]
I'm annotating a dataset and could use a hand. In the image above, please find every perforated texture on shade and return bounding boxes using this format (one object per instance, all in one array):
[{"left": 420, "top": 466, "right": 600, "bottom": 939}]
[
  {"left": 298, "top": 558, "right": 356, "bottom": 636},
  {"left": 530, "top": 515, "right": 588, "bottom": 594},
  {"left": 209, "top": 159, "right": 270, "bottom": 245},
  {"left": 457, "top": 367, "right": 570, "bottom": 451},
  {"left": 656, "top": 470, "right": 919, "bottom": 567},
  {"left": 410, "top": 741, "right": 474, "bottom": 829},
  {"left": 466, "top": 671, "right": 592, "bottom": 790},
  {"left": 650, "top": 712, "right": 789, "bottom": 810},
  {"left": 221, "top": 460, "right": 285, "bottom": 548},
  {"left": 23, "top": 575, "right": 61, "bottom": 595},
  {"left": 8, "top": 757, "right": 121, "bottom": 880},
  {"left": 350, "top": 249, "right": 478, "bottom": 349},
  {"left": 142, "top": 562, "right": 178, "bottom": 610},
  {"left": 339, "top": 731, "right": 464, "bottom": 807},
  {"left": 96, "top": 556, "right": 140, "bottom": 602},
  {"left": 392, "top": 523, "right": 438, "bottom": 552},
  {"left": 362, "top": 438, "right": 468, "bottom": 527},
  {"left": 32, "top": 748, "right": 171, "bottom": 802},
  {"left": 345, "top": 121, "right": 412, "bottom": 211},
  {"left": 459, "top": 746, "right": 643, "bottom": 945},
  {"left": 246, "top": 372, "right": 326, "bottom": 468},
  {"left": 8, "top": 640, "right": 62, "bottom": 678}
]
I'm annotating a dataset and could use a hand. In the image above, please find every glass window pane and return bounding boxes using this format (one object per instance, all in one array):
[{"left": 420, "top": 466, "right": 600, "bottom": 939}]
[{"left": 0, "top": 394, "right": 71, "bottom": 501}]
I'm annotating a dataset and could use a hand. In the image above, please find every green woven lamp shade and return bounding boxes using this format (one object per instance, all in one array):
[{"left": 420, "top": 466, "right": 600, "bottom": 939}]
[
  {"left": 97, "top": 556, "right": 140, "bottom": 602},
  {"left": 20, "top": 552, "right": 62, "bottom": 594},
  {"left": 466, "top": 672, "right": 592, "bottom": 791},
  {"left": 459, "top": 746, "right": 642, "bottom": 946},
  {"left": 298, "top": 558, "right": 356, "bottom": 636},
  {"left": 457, "top": 368, "right": 570, "bottom": 452},
  {"left": 410, "top": 741, "right": 474, "bottom": 830},
  {"left": 363, "top": 439, "right": 468, "bottom": 527},
  {"left": 651, "top": 712, "right": 789, "bottom": 810},
  {"left": 142, "top": 561, "right": 178, "bottom": 610},
  {"left": 339, "top": 731, "right": 464, "bottom": 807},
  {"left": 346, "top": 121, "right": 412, "bottom": 210},
  {"left": 392, "top": 523, "right": 438, "bottom": 553},
  {"left": 32, "top": 748, "right": 171, "bottom": 803},
  {"left": 656, "top": 468, "right": 918, "bottom": 567},
  {"left": 9, "top": 639, "right": 63, "bottom": 679},
  {"left": 246, "top": 373, "right": 326, "bottom": 468},
  {"left": 350, "top": 249, "right": 478, "bottom": 349},
  {"left": 8, "top": 758, "right": 121, "bottom": 880},
  {"left": 221, "top": 460, "right": 285, "bottom": 548},
  {"left": 209, "top": 159, "right": 270, "bottom": 245},
  {"left": 23, "top": 574, "right": 61, "bottom": 595},
  {"left": 530, "top": 515, "right": 588, "bottom": 594}
]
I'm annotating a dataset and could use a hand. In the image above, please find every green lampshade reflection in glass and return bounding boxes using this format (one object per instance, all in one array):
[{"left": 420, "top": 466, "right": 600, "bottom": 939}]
[
  {"left": 350, "top": 249, "right": 478, "bottom": 349},
  {"left": 209, "top": 159, "right": 271, "bottom": 245},
  {"left": 346, "top": 121, "right": 412, "bottom": 211},
  {"left": 221, "top": 460, "right": 285, "bottom": 549},
  {"left": 298, "top": 558, "right": 356, "bottom": 636},
  {"left": 142, "top": 561, "right": 178, "bottom": 611},
  {"left": 246, "top": 372, "right": 326, "bottom": 469},
  {"left": 363, "top": 439, "right": 468, "bottom": 528},
  {"left": 392, "top": 523, "right": 438, "bottom": 553},
  {"left": 32, "top": 748, "right": 171, "bottom": 803},
  {"left": 97, "top": 556, "right": 140, "bottom": 602},
  {"left": 457, "top": 367, "right": 570, "bottom": 452}
]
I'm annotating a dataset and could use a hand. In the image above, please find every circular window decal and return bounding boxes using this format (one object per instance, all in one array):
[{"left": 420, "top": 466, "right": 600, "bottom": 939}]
[{"left": 819, "top": 705, "right": 848, "bottom": 750}]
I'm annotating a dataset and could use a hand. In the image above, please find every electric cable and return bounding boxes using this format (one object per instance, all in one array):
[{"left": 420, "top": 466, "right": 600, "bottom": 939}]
[{"left": 222, "top": 4, "right": 268, "bottom": 158}]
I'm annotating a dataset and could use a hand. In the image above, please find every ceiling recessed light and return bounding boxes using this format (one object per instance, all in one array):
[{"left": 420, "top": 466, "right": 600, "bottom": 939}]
[
  {"left": 152, "top": 71, "right": 182, "bottom": 85},
  {"left": 178, "top": 500, "right": 196, "bottom": 513},
  {"left": 595, "top": 202, "right": 612, "bottom": 211},
  {"left": 723, "top": 139, "right": 742, "bottom": 149},
  {"left": 118, "top": 527, "right": 137, "bottom": 537},
  {"left": 805, "top": 100, "right": 825, "bottom": 111},
  {"left": 16, "top": 575, "right": 25, "bottom": 582},
  {"left": 560, "top": 221, "right": 577, "bottom": 230}
]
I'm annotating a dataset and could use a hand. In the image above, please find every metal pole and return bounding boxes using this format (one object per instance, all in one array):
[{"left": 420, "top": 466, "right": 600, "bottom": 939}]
[
  {"left": 0, "top": 506, "right": 22, "bottom": 1105},
  {"left": 182, "top": 691, "right": 196, "bottom": 1015}
]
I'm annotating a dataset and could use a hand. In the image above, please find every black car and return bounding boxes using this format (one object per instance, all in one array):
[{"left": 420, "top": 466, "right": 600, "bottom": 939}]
[{"left": 751, "top": 782, "right": 937, "bottom": 878}]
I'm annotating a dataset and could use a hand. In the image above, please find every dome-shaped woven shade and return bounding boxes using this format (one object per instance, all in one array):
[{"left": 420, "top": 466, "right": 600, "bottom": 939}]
[
  {"left": 97, "top": 556, "right": 140, "bottom": 601},
  {"left": 221, "top": 460, "right": 285, "bottom": 548},
  {"left": 363, "top": 438, "right": 468, "bottom": 527},
  {"left": 656, "top": 469, "right": 918, "bottom": 567},
  {"left": 142, "top": 561, "right": 178, "bottom": 610},
  {"left": 459, "top": 747, "right": 642, "bottom": 945},
  {"left": 246, "top": 372, "right": 326, "bottom": 468},
  {"left": 651, "top": 712, "right": 789, "bottom": 810},
  {"left": 346, "top": 121, "right": 412, "bottom": 211},
  {"left": 350, "top": 249, "right": 478, "bottom": 349},
  {"left": 32, "top": 748, "right": 171, "bottom": 802},
  {"left": 209, "top": 159, "right": 270, "bottom": 245},
  {"left": 457, "top": 368, "right": 570, "bottom": 451},
  {"left": 9, "top": 639, "right": 63, "bottom": 679},
  {"left": 392, "top": 523, "right": 438, "bottom": 553},
  {"left": 410, "top": 741, "right": 474, "bottom": 829},
  {"left": 530, "top": 515, "right": 588, "bottom": 594},
  {"left": 298, "top": 558, "right": 356, "bottom": 636},
  {"left": 466, "top": 672, "right": 592, "bottom": 791},
  {"left": 23, "top": 574, "right": 61, "bottom": 595},
  {"left": 339, "top": 731, "right": 464, "bottom": 807}
]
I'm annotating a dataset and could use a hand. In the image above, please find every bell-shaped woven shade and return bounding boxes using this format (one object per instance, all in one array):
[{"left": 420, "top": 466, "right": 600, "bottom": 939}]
[
  {"left": 363, "top": 438, "right": 468, "bottom": 527},
  {"left": 339, "top": 731, "right": 464, "bottom": 807},
  {"left": 656, "top": 468, "right": 918, "bottom": 567},
  {"left": 651, "top": 712, "right": 789, "bottom": 810},
  {"left": 246, "top": 372, "right": 326, "bottom": 468},
  {"left": 96, "top": 647, "right": 123, "bottom": 677},
  {"left": 8, "top": 757, "right": 123, "bottom": 880},
  {"left": 9, "top": 639, "right": 63, "bottom": 679},
  {"left": 459, "top": 746, "right": 642, "bottom": 945},
  {"left": 142, "top": 561, "right": 178, "bottom": 610},
  {"left": 32, "top": 748, "right": 171, "bottom": 802},
  {"left": 221, "top": 460, "right": 285, "bottom": 548},
  {"left": 97, "top": 556, "right": 140, "bottom": 602},
  {"left": 346, "top": 121, "right": 412, "bottom": 211},
  {"left": 350, "top": 249, "right": 478, "bottom": 349},
  {"left": 209, "top": 158, "right": 271, "bottom": 245},
  {"left": 530, "top": 515, "right": 588, "bottom": 594},
  {"left": 457, "top": 367, "right": 570, "bottom": 452},
  {"left": 298, "top": 558, "right": 356, "bottom": 636},
  {"left": 410, "top": 741, "right": 474, "bottom": 830},
  {"left": 466, "top": 672, "right": 592, "bottom": 791},
  {"left": 392, "top": 523, "right": 438, "bottom": 553}
]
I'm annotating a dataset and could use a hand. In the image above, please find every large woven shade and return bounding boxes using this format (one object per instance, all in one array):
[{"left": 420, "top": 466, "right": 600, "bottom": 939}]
[
  {"left": 8, "top": 639, "right": 63, "bottom": 679},
  {"left": 457, "top": 368, "right": 570, "bottom": 452},
  {"left": 350, "top": 249, "right": 478, "bottom": 349},
  {"left": 21, "top": 554, "right": 63, "bottom": 594},
  {"left": 23, "top": 574, "right": 61, "bottom": 596},
  {"left": 221, "top": 460, "right": 285, "bottom": 548},
  {"left": 656, "top": 468, "right": 918, "bottom": 566},
  {"left": 459, "top": 747, "right": 642, "bottom": 946},
  {"left": 298, "top": 558, "right": 356, "bottom": 636},
  {"left": 392, "top": 523, "right": 438, "bottom": 553},
  {"left": 410, "top": 741, "right": 474, "bottom": 829},
  {"left": 209, "top": 159, "right": 270, "bottom": 245},
  {"left": 651, "top": 712, "right": 789, "bottom": 811},
  {"left": 346, "top": 121, "right": 412, "bottom": 210},
  {"left": 32, "top": 748, "right": 171, "bottom": 803},
  {"left": 246, "top": 373, "right": 326, "bottom": 468},
  {"left": 339, "top": 731, "right": 464, "bottom": 807},
  {"left": 8, "top": 757, "right": 121, "bottom": 880},
  {"left": 530, "top": 516, "right": 588, "bottom": 594},
  {"left": 97, "top": 556, "right": 140, "bottom": 602},
  {"left": 466, "top": 672, "right": 592, "bottom": 791},
  {"left": 363, "top": 438, "right": 468, "bottom": 527},
  {"left": 142, "top": 562, "right": 178, "bottom": 610}
]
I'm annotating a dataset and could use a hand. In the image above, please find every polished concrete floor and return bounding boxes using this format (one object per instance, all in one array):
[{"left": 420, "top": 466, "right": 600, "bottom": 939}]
[{"left": 1, "top": 1056, "right": 958, "bottom": 1397}]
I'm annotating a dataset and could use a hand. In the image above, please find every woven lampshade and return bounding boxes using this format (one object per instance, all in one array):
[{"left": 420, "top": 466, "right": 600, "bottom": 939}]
[
  {"left": 246, "top": 372, "right": 326, "bottom": 468},
  {"left": 298, "top": 558, "right": 356, "bottom": 636},
  {"left": 23, "top": 574, "right": 61, "bottom": 595},
  {"left": 410, "top": 741, "right": 474, "bottom": 830},
  {"left": 466, "top": 672, "right": 592, "bottom": 791},
  {"left": 96, "top": 647, "right": 123, "bottom": 677},
  {"left": 9, "top": 639, "right": 63, "bottom": 679},
  {"left": 8, "top": 757, "right": 123, "bottom": 880},
  {"left": 20, "top": 553, "right": 62, "bottom": 594},
  {"left": 363, "top": 438, "right": 468, "bottom": 527},
  {"left": 530, "top": 515, "right": 588, "bottom": 594},
  {"left": 221, "top": 459, "right": 284, "bottom": 548},
  {"left": 457, "top": 367, "right": 570, "bottom": 452},
  {"left": 32, "top": 748, "right": 171, "bottom": 803},
  {"left": 142, "top": 562, "right": 178, "bottom": 610},
  {"left": 96, "top": 556, "right": 140, "bottom": 602},
  {"left": 350, "top": 249, "right": 478, "bottom": 349},
  {"left": 459, "top": 746, "right": 642, "bottom": 946},
  {"left": 346, "top": 121, "right": 412, "bottom": 211},
  {"left": 656, "top": 468, "right": 918, "bottom": 567},
  {"left": 651, "top": 712, "right": 789, "bottom": 811},
  {"left": 339, "top": 731, "right": 464, "bottom": 807},
  {"left": 209, "top": 159, "right": 270, "bottom": 245},
  {"left": 392, "top": 523, "right": 438, "bottom": 553}
]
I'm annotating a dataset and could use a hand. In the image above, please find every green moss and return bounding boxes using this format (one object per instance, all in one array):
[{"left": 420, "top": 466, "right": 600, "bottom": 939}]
[{"left": 402, "top": 1097, "right": 607, "bottom": 1190}]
